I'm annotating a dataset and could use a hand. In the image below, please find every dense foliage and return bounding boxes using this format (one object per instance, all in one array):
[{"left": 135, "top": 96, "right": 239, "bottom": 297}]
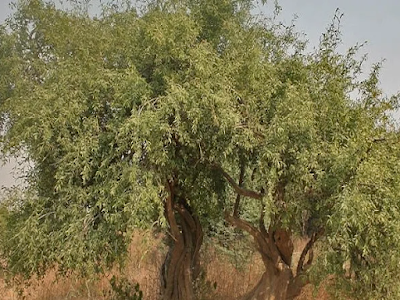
[{"left": 1, "top": 0, "right": 400, "bottom": 299}]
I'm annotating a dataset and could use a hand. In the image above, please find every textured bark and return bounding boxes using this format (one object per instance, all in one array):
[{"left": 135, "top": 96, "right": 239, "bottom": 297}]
[
  {"left": 218, "top": 165, "right": 321, "bottom": 300},
  {"left": 226, "top": 214, "right": 313, "bottom": 300},
  {"left": 161, "top": 180, "right": 203, "bottom": 300}
]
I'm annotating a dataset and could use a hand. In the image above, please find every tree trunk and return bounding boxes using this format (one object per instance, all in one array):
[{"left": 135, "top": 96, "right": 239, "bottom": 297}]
[
  {"left": 216, "top": 164, "right": 320, "bottom": 300},
  {"left": 161, "top": 180, "right": 203, "bottom": 300},
  {"left": 241, "top": 255, "right": 305, "bottom": 300},
  {"left": 226, "top": 215, "right": 312, "bottom": 300},
  {"left": 242, "top": 264, "right": 289, "bottom": 300}
]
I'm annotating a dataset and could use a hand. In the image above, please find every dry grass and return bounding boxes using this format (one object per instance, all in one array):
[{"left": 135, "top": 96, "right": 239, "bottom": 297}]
[{"left": 0, "top": 231, "right": 331, "bottom": 300}]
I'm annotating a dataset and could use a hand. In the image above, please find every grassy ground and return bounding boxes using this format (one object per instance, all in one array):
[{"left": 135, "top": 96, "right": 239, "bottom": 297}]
[{"left": 0, "top": 231, "right": 330, "bottom": 300}]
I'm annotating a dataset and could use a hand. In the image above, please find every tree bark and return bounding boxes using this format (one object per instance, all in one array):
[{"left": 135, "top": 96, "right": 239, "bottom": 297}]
[
  {"left": 226, "top": 214, "right": 312, "bottom": 300},
  {"left": 241, "top": 255, "right": 305, "bottom": 300},
  {"left": 161, "top": 180, "right": 203, "bottom": 300}
]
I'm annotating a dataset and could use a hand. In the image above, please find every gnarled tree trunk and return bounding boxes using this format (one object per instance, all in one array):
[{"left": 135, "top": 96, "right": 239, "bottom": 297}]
[
  {"left": 227, "top": 214, "right": 319, "bottom": 300},
  {"left": 161, "top": 180, "right": 203, "bottom": 300},
  {"left": 241, "top": 264, "right": 295, "bottom": 300},
  {"left": 217, "top": 163, "right": 321, "bottom": 300}
]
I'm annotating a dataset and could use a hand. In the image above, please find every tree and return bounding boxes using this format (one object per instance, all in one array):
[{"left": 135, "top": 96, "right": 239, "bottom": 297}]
[{"left": 1, "top": 1, "right": 400, "bottom": 300}]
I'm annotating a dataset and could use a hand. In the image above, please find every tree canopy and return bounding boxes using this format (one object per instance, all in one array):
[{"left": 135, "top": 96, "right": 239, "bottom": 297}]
[{"left": 1, "top": 0, "right": 400, "bottom": 299}]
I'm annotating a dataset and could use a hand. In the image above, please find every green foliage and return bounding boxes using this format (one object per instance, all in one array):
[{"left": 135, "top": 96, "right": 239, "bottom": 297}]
[
  {"left": 207, "top": 220, "right": 256, "bottom": 271},
  {"left": 0, "top": 203, "right": 9, "bottom": 255},
  {"left": 0, "top": 0, "right": 400, "bottom": 298},
  {"left": 312, "top": 136, "right": 400, "bottom": 299}
]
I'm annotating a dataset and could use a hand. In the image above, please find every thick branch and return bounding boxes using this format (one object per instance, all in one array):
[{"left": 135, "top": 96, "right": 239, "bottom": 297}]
[
  {"left": 272, "top": 228, "right": 294, "bottom": 267},
  {"left": 165, "top": 180, "right": 181, "bottom": 243},
  {"left": 225, "top": 213, "right": 277, "bottom": 267},
  {"left": 191, "top": 213, "right": 203, "bottom": 278},
  {"left": 217, "top": 165, "right": 263, "bottom": 200},
  {"left": 259, "top": 205, "right": 268, "bottom": 236},
  {"left": 233, "top": 161, "right": 246, "bottom": 217},
  {"left": 225, "top": 212, "right": 260, "bottom": 239},
  {"left": 174, "top": 201, "right": 196, "bottom": 232},
  {"left": 296, "top": 229, "right": 323, "bottom": 275}
]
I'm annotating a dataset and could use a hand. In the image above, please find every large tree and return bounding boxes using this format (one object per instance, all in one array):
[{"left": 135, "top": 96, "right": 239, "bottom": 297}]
[{"left": 1, "top": 1, "right": 400, "bottom": 300}]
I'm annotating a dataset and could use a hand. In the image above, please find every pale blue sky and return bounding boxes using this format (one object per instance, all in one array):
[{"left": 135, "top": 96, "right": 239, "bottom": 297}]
[
  {"left": 1, "top": 0, "right": 400, "bottom": 189},
  {"left": 267, "top": 0, "right": 400, "bottom": 96}
]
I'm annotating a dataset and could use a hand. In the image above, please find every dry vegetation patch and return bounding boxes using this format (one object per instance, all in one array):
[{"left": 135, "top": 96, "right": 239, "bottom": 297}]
[{"left": 0, "top": 231, "right": 331, "bottom": 300}]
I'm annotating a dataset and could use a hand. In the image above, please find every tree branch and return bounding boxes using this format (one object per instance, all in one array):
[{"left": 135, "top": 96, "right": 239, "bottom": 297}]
[
  {"left": 296, "top": 229, "right": 324, "bottom": 276},
  {"left": 233, "top": 161, "right": 246, "bottom": 217},
  {"left": 225, "top": 212, "right": 260, "bottom": 239},
  {"left": 225, "top": 213, "right": 278, "bottom": 266},
  {"left": 216, "top": 165, "right": 263, "bottom": 200},
  {"left": 259, "top": 204, "right": 268, "bottom": 236},
  {"left": 165, "top": 179, "right": 181, "bottom": 243}
]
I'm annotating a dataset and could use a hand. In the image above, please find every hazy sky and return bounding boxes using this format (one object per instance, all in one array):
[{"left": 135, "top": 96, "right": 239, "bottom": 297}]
[
  {"left": 1, "top": 0, "right": 400, "bottom": 189},
  {"left": 270, "top": 0, "right": 400, "bottom": 96}
]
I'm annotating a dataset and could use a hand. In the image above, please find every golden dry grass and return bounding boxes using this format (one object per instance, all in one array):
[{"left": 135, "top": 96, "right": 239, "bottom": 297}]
[{"left": 0, "top": 231, "right": 331, "bottom": 300}]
